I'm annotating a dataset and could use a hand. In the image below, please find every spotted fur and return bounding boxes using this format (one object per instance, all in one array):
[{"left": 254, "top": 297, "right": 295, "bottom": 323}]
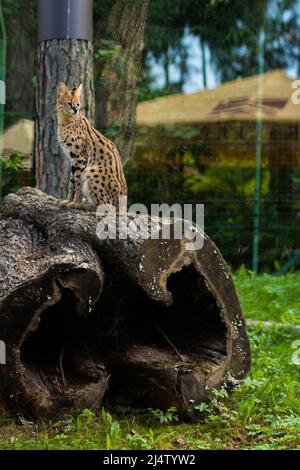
[{"left": 56, "top": 82, "right": 127, "bottom": 210}]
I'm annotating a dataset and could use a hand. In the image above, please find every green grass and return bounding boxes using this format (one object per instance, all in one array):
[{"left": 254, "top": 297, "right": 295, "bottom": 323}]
[
  {"left": 0, "top": 271, "right": 299, "bottom": 450},
  {"left": 234, "top": 267, "right": 300, "bottom": 326}
]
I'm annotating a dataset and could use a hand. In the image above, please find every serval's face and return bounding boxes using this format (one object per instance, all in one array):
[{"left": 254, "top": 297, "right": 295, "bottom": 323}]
[{"left": 57, "top": 82, "right": 82, "bottom": 116}]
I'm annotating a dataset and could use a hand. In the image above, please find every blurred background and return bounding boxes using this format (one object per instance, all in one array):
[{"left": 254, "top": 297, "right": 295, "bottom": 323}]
[{"left": 1, "top": 0, "right": 300, "bottom": 273}]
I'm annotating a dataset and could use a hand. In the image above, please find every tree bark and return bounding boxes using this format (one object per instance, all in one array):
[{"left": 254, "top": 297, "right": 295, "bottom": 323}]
[
  {"left": 35, "top": 39, "right": 94, "bottom": 199},
  {"left": 0, "top": 187, "right": 251, "bottom": 419},
  {"left": 94, "top": 0, "right": 149, "bottom": 165}
]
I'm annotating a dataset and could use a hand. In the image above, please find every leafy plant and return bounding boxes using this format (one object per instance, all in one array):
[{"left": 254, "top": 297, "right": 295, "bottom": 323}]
[
  {"left": 101, "top": 408, "right": 121, "bottom": 450},
  {"left": 148, "top": 406, "right": 179, "bottom": 424},
  {"left": 0, "top": 153, "right": 23, "bottom": 198},
  {"left": 76, "top": 408, "right": 95, "bottom": 432},
  {"left": 127, "top": 429, "right": 155, "bottom": 450}
]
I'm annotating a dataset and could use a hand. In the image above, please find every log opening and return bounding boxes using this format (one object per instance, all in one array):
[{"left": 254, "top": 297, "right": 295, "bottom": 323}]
[
  {"left": 104, "top": 265, "right": 228, "bottom": 413},
  {"left": 20, "top": 287, "right": 102, "bottom": 386},
  {"left": 0, "top": 261, "right": 106, "bottom": 416}
]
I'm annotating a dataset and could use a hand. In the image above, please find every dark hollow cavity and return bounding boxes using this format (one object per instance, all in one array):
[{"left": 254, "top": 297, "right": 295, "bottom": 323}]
[
  {"left": 104, "top": 265, "right": 228, "bottom": 411},
  {"left": 20, "top": 286, "right": 107, "bottom": 413}
]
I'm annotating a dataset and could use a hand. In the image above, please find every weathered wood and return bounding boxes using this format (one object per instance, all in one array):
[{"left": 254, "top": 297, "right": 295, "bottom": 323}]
[
  {"left": 0, "top": 188, "right": 105, "bottom": 416},
  {"left": 0, "top": 187, "right": 250, "bottom": 418}
]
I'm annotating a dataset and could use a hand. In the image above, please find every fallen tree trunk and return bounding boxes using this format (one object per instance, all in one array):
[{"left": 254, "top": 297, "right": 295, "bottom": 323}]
[{"left": 0, "top": 187, "right": 250, "bottom": 419}]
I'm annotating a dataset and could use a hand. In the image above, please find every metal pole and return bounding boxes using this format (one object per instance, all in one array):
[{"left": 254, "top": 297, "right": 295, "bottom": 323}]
[
  {"left": 0, "top": 0, "right": 7, "bottom": 204},
  {"left": 252, "top": 26, "right": 265, "bottom": 273},
  {"left": 38, "top": 0, "right": 93, "bottom": 42}
]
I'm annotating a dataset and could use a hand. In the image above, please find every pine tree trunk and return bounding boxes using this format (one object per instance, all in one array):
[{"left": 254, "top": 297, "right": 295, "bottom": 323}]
[
  {"left": 94, "top": 0, "right": 149, "bottom": 165},
  {"left": 35, "top": 39, "right": 94, "bottom": 198}
]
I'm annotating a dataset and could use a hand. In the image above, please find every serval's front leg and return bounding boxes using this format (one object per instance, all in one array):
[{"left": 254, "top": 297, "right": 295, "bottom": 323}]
[
  {"left": 59, "top": 163, "right": 83, "bottom": 206},
  {"left": 67, "top": 164, "right": 76, "bottom": 201},
  {"left": 73, "top": 164, "right": 83, "bottom": 202},
  {"left": 59, "top": 165, "right": 75, "bottom": 206}
]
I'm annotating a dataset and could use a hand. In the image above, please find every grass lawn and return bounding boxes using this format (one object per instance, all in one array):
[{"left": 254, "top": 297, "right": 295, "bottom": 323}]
[{"left": 0, "top": 270, "right": 299, "bottom": 450}]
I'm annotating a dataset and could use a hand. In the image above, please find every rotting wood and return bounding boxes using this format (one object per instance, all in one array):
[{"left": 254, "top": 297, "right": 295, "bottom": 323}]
[{"left": 0, "top": 187, "right": 251, "bottom": 419}]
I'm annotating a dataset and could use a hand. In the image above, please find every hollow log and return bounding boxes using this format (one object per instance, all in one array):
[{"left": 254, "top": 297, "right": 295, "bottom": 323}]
[{"left": 0, "top": 187, "right": 250, "bottom": 419}]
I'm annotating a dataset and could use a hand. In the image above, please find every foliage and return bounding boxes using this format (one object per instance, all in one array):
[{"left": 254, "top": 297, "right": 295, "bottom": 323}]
[
  {"left": 126, "top": 131, "right": 300, "bottom": 271},
  {"left": 148, "top": 407, "right": 179, "bottom": 424},
  {"left": 101, "top": 409, "right": 121, "bottom": 450},
  {"left": 0, "top": 271, "right": 299, "bottom": 450},
  {"left": 0, "top": 153, "right": 23, "bottom": 197},
  {"left": 140, "top": 0, "right": 300, "bottom": 98},
  {"left": 127, "top": 429, "right": 155, "bottom": 450}
]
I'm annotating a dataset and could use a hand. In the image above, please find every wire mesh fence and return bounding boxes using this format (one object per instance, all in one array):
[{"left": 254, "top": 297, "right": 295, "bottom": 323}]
[{"left": 126, "top": 121, "right": 300, "bottom": 273}]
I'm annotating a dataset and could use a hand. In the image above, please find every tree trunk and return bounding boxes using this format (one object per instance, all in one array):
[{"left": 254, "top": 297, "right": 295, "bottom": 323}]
[
  {"left": 0, "top": 187, "right": 250, "bottom": 419},
  {"left": 35, "top": 39, "right": 94, "bottom": 199},
  {"left": 163, "top": 49, "right": 170, "bottom": 90},
  {"left": 94, "top": 0, "right": 149, "bottom": 165},
  {"left": 200, "top": 37, "right": 207, "bottom": 89},
  {"left": 179, "top": 46, "right": 188, "bottom": 92}
]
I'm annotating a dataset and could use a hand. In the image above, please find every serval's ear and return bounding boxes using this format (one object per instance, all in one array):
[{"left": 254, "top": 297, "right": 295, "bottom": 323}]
[
  {"left": 73, "top": 83, "right": 83, "bottom": 99},
  {"left": 57, "top": 81, "right": 69, "bottom": 99}
]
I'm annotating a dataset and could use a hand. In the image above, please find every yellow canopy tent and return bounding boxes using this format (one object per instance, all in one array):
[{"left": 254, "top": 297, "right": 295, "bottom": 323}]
[
  {"left": 135, "top": 70, "right": 300, "bottom": 170},
  {"left": 137, "top": 70, "right": 298, "bottom": 126}
]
